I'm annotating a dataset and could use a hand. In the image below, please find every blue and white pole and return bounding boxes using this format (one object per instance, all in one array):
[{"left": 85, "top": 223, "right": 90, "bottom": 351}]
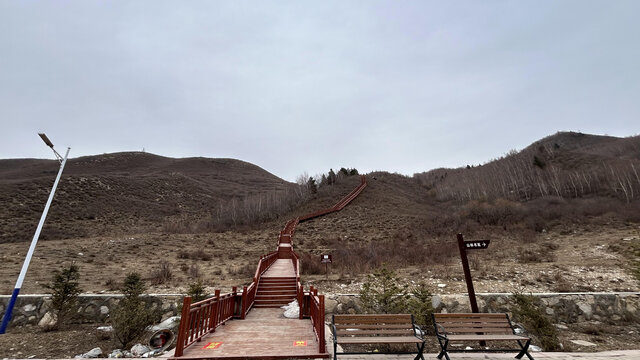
[{"left": 0, "top": 145, "right": 70, "bottom": 334}]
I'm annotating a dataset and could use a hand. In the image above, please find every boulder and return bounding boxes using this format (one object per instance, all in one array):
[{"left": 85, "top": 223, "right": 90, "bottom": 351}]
[
  {"left": 108, "top": 349, "right": 124, "bottom": 358},
  {"left": 131, "top": 344, "right": 150, "bottom": 357},
  {"left": 75, "top": 347, "right": 102, "bottom": 358},
  {"left": 324, "top": 298, "right": 338, "bottom": 314},
  {"left": 38, "top": 312, "right": 57, "bottom": 328},
  {"left": 151, "top": 316, "right": 180, "bottom": 332},
  {"left": 22, "top": 304, "right": 37, "bottom": 313}
]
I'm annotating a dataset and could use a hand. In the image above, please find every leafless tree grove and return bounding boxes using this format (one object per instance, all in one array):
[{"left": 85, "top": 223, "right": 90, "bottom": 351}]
[{"left": 415, "top": 135, "right": 640, "bottom": 203}]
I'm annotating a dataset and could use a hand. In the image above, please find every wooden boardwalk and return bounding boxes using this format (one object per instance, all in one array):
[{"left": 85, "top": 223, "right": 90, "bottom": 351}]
[
  {"left": 171, "top": 176, "right": 367, "bottom": 359},
  {"left": 262, "top": 259, "right": 296, "bottom": 278},
  {"left": 172, "top": 308, "right": 327, "bottom": 359}
]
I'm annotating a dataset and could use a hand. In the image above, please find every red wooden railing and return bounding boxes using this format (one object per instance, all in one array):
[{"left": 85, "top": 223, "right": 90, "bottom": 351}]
[
  {"left": 174, "top": 288, "right": 238, "bottom": 357},
  {"left": 241, "top": 251, "right": 278, "bottom": 318},
  {"left": 174, "top": 175, "right": 367, "bottom": 358},
  {"left": 297, "top": 286, "right": 325, "bottom": 353},
  {"left": 291, "top": 250, "right": 304, "bottom": 319},
  {"left": 298, "top": 175, "right": 367, "bottom": 222}
]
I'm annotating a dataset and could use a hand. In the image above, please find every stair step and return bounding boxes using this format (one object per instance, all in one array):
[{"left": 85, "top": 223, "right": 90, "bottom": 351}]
[
  {"left": 253, "top": 304, "right": 290, "bottom": 308},
  {"left": 258, "top": 285, "right": 297, "bottom": 290},
  {"left": 256, "top": 294, "right": 296, "bottom": 300},
  {"left": 259, "top": 279, "right": 297, "bottom": 284},
  {"left": 256, "top": 290, "right": 297, "bottom": 295},
  {"left": 254, "top": 299, "right": 295, "bottom": 306}
]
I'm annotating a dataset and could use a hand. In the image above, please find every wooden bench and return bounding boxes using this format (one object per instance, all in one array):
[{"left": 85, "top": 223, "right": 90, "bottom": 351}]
[
  {"left": 332, "top": 314, "right": 425, "bottom": 360},
  {"left": 433, "top": 313, "right": 534, "bottom": 360}
]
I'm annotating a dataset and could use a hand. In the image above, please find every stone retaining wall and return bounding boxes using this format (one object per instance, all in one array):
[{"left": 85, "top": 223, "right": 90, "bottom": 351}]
[
  {"left": 1, "top": 292, "right": 638, "bottom": 328},
  {"left": 325, "top": 292, "right": 640, "bottom": 324},
  {"left": 0, "top": 294, "right": 183, "bottom": 328}
]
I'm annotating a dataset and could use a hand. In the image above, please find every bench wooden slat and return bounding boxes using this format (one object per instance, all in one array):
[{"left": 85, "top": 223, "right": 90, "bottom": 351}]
[
  {"left": 434, "top": 313, "right": 506, "bottom": 318},
  {"left": 442, "top": 323, "right": 512, "bottom": 328},
  {"left": 336, "top": 336, "right": 423, "bottom": 344},
  {"left": 334, "top": 324, "right": 412, "bottom": 330},
  {"left": 443, "top": 328, "right": 513, "bottom": 334},
  {"left": 436, "top": 318, "right": 509, "bottom": 323},
  {"left": 335, "top": 314, "right": 413, "bottom": 319},
  {"left": 336, "top": 329, "right": 415, "bottom": 336},
  {"left": 333, "top": 318, "right": 412, "bottom": 324},
  {"left": 334, "top": 315, "right": 412, "bottom": 323},
  {"left": 446, "top": 334, "right": 530, "bottom": 341}
]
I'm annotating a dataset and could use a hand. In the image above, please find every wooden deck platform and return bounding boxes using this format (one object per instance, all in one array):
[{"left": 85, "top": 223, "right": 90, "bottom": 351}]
[
  {"left": 262, "top": 259, "right": 296, "bottom": 278},
  {"left": 170, "top": 308, "right": 328, "bottom": 359}
]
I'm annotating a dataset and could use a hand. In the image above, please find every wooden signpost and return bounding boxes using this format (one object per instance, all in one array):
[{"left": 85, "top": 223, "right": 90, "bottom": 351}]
[
  {"left": 320, "top": 254, "right": 332, "bottom": 280},
  {"left": 456, "top": 233, "right": 490, "bottom": 313}
]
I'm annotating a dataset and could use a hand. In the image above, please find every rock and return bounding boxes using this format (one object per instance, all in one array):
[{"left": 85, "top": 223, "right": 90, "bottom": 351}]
[
  {"left": 530, "top": 345, "right": 542, "bottom": 352},
  {"left": 555, "top": 324, "right": 569, "bottom": 330},
  {"left": 100, "top": 306, "right": 109, "bottom": 315},
  {"left": 151, "top": 316, "right": 181, "bottom": 332},
  {"left": 131, "top": 344, "right": 151, "bottom": 356},
  {"left": 437, "top": 284, "right": 447, "bottom": 288},
  {"left": 38, "top": 312, "right": 57, "bottom": 328},
  {"left": 570, "top": 339, "right": 597, "bottom": 347},
  {"left": 142, "top": 349, "right": 163, "bottom": 358},
  {"left": 96, "top": 325, "right": 113, "bottom": 340},
  {"left": 545, "top": 307, "right": 554, "bottom": 316},
  {"left": 22, "top": 304, "right": 37, "bottom": 312},
  {"left": 324, "top": 298, "right": 338, "bottom": 313},
  {"left": 577, "top": 302, "right": 592, "bottom": 319},
  {"left": 108, "top": 349, "right": 124, "bottom": 358},
  {"left": 75, "top": 347, "right": 102, "bottom": 358},
  {"left": 431, "top": 295, "right": 442, "bottom": 309}
]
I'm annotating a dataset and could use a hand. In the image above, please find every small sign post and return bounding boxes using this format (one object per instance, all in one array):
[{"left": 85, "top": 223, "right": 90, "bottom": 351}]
[
  {"left": 456, "top": 234, "right": 490, "bottom": 313},
  {"left": 320, "top": 254, "right": 332, "bottom": 280}
]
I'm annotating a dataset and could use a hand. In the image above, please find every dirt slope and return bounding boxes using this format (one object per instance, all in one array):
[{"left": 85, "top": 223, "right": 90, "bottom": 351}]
[{"left": 0, "top": 152, "right": 292, "bottom": 243}]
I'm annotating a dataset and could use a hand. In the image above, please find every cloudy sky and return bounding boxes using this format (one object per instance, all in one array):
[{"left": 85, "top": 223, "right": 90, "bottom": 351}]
[{"left": 1, "top": 1, "right": 638, "bottom": 181}]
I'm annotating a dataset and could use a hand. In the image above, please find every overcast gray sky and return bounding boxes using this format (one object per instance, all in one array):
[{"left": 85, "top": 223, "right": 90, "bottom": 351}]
[{"left": 1, "top": 1, "right": 638, "bottom": 181}]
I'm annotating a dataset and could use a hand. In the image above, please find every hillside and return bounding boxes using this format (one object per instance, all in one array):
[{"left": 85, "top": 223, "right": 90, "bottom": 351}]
[
  {"left": 0, "top": 132, "right": 638, "bottom": 297},
  {"left": 415, "top": 132, "right": 640, "bottom": 203},
  {"left": 0, "top": 152, "right": 293, "bottom": 243}
]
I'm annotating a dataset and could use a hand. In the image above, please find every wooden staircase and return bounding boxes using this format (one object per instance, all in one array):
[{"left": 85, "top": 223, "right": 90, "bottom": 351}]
[
  {"left": 173, "top": 176, "right": 368, "bottom": 359},
  {"left": 254, "top": 277, "right": 297, "bottom": 308}
]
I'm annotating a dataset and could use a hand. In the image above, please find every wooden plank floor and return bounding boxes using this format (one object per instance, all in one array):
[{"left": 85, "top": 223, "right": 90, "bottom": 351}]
[
  {"left": 262, "top": 259, "right": 296, "bottom": 278},
  {"left": 173, "top": 308, "right": 327, "bottom": 359}
]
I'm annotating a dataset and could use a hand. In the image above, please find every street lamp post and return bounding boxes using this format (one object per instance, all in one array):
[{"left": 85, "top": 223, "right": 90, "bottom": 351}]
[{"left": 0, "top": 134, "right": 70, "bottom": 334}]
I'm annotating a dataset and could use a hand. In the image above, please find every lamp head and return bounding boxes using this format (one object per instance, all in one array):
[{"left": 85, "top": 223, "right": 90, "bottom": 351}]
[{"left": 38, "top": 133, "right": 55, "bottom": 148}]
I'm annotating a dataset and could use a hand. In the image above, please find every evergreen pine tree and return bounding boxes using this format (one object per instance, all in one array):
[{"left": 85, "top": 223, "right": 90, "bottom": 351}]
[{"left": 44, "top": 264, "right": 82, "bottom": 330}]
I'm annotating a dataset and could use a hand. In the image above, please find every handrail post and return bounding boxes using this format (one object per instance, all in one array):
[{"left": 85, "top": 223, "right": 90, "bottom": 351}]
[
  {"left": 175, "top": 296, "right": 192, "bottom": 357},
  {"left": 241, "top": 286, "right": 248, "bottom": 319},
  {"left": 232, "top": 286, "right": 238, "bottom": 318},
  {"left": 298, "top": 281, "right": 303, "bottom": 320},
  {"left": 210, "top": 290, "right": 220, "bottom": 333},
  {"left": 318, "top": 294, "right": 325, "bottom": 353}
]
